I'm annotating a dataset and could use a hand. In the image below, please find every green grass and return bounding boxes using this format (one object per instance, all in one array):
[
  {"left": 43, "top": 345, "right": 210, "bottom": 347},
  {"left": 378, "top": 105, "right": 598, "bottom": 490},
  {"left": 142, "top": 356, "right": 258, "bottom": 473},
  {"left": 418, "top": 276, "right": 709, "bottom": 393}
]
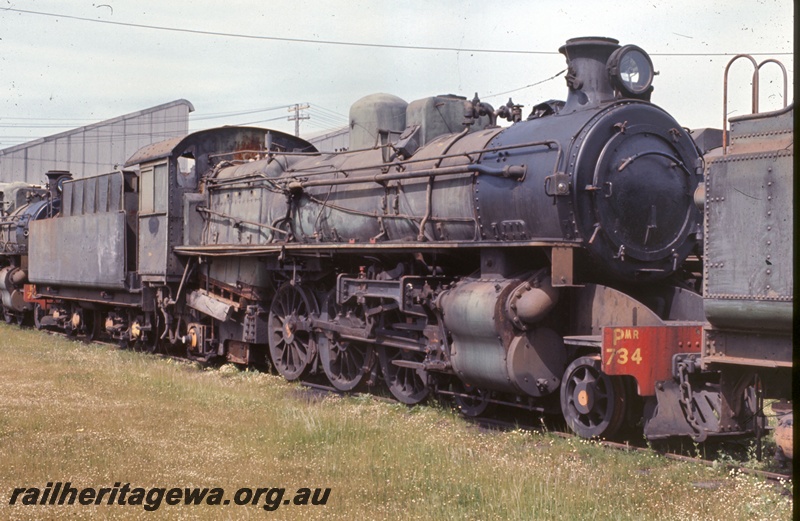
[{"left": 0, "top": 323, "right": 792, "bottom": 520}]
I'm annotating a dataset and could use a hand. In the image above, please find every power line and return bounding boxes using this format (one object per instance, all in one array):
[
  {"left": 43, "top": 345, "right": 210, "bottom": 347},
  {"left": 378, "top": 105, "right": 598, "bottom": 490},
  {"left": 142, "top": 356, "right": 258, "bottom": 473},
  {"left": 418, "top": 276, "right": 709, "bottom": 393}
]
[
  {"left": 307, "top": 111, "right": 347, "bottom": 127},
  {"left": 3, "top": 8, "right": 551, "bottom": 55},
  {"left": 309, "top": 114, "right": 347, "bottom": 126},
  {"left": 0, "top": 106, "right": 293, "bottom": 129},
  {"left": 312, "top": 105, "right": 349, "bottom": 120},
  {"left": 3, "top": 8, "right": 792, "bottom": 56},
  {"left": 483, "top": 69, "right": 567, "bottom": 99},
  {"left": 192, "top": 105, "right": 290, "bottom": 121},
  {"left": 222, "top": 115, "right": 290, "bottom": 127}
]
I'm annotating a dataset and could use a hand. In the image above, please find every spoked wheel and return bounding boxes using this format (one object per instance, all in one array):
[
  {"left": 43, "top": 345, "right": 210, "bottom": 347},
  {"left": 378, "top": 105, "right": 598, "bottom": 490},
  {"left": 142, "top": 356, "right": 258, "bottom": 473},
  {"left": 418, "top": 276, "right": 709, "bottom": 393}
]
[
  {"left": 378, "top": 346, "right": 429, "bottom": 405},
  {"left": 318, "top": 294, "right": 374, "bottom": 391},
  {"left": 453, "top": 382, "right": 492, "bottom": 418},
  {"left": 268, "top": 283, "right": 318, "bottom": 381},
  {"left": 2, "top": 306, "right": 14, "bottom": 325},
  {"left": 319, "top": 336, "right": 374, "bottom": 391},
  {"left": 560, "top": 355, "right": 626, "bottom": 439}
]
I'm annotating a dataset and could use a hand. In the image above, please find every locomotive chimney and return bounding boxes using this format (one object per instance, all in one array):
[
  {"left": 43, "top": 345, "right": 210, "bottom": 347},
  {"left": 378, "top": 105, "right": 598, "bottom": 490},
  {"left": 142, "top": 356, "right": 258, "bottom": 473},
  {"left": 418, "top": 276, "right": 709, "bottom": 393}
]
[{"left": 559, "top": 37, "right": 620, "bottom": 113}]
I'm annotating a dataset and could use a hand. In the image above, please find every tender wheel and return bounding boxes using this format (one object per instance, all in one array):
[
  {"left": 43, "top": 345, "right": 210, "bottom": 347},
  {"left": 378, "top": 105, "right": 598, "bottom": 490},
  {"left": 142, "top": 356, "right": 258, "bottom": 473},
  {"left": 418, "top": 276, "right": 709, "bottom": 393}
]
[
  {"left": 318, "top": 294, "right": 374, "bottom": 391},
  {"left": 560, "top": 355, "right": 626, "bottom": 439},
  {"left": 268, "top": 283, "right": 318, "bottom": 381},
  {"left": 453, "top": 383, "right": 491, "bottom": 418},
  {"left": 65, "top": 305, "right": 79, "bottom": 337},
  {"left": 133, "top": 313, "right": 161, "bottom": 353},
  {"left": 144, "top": 313, "right": 164, "bottom": 354},
  {"left": 378, "top": 346, "right": 429, "bottom": 405},
  {"left": 33, "top": 303, "right": 46, "bottom": 330},
  {"left": 82, "top": 309, "right": 102, "bottom": 343},
  {"left": 124, "top": 313, "right": 144, "bottom": 350}
]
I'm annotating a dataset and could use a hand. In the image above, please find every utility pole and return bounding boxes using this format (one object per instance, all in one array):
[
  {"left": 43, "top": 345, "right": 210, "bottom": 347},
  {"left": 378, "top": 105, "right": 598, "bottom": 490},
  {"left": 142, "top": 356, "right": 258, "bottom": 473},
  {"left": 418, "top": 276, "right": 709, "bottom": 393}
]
[{"left": 287, "top": 103, "right": 310, "bottom": 137}]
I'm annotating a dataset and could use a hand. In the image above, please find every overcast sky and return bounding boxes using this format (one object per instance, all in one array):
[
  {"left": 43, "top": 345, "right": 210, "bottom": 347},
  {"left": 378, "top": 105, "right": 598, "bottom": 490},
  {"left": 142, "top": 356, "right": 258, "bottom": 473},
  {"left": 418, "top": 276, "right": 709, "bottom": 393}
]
[{"left": 0, "top": 0, "right": 793, "bottom": 148}]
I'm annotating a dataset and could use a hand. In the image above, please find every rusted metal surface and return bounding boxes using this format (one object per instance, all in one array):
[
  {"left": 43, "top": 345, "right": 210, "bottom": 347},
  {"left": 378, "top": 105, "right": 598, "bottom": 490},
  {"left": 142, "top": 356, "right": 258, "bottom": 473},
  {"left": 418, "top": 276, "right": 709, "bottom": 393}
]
[
  {"left": 125, "top": 126, "right": 316, "bottom": 168},
  {"left": 550, "top": 246, "right": 575, "bottom": 287},
  {"left": 226, "top": 340, "right": 254, "bottom": 365},
  {"left": 124, "top": 136, "right": 185, "bottom": 167},
  {"left": 128, "top": 127, "right": 317, "bottom": 282},
  {"left": 602, "top": 324, "right": 703, "bottom": 396},
  {"left": 703, "top": 330, "right": 792, "bottom": 369}
]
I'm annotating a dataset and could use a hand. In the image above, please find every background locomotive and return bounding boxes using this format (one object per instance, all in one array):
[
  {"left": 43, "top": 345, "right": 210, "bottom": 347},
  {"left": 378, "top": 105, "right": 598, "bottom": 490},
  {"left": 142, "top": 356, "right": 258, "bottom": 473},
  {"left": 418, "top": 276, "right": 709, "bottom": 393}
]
[
  {"left": 0, "top": 178, "right": 52, "bottom": 324},
  {"left": 0, "top": 37, "right": 792, "bottom": 445}
]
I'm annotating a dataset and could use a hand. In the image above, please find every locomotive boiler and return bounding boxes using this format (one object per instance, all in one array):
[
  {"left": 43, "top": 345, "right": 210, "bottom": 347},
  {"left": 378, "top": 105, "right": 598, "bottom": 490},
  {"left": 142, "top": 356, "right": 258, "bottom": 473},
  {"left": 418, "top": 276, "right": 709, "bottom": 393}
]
[
  {"left": 205, "top": 37, "right": 701, "bottom": 281},
  {"left": 12, "top": 36, "right": 783, "bottom": 444},
  {"left": 0, "top": 173, "right": 66, "bottom": 324}
]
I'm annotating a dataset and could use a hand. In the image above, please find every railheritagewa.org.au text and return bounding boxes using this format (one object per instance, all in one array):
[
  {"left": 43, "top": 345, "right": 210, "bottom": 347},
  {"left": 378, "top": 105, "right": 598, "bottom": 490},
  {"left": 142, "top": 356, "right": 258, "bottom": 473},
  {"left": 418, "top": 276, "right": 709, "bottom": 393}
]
[{"left": 8, "top": 482, "right": 331, "bottom": 512}]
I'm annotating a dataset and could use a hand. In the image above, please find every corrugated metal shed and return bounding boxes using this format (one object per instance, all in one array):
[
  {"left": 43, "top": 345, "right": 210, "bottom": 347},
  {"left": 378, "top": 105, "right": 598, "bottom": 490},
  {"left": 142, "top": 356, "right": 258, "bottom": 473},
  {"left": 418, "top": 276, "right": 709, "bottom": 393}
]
[
  {"left": 307, "top": 126, "right": 349, "bottom": 152},
  {"left": 0, "top": 99, "right": 194, "bottom": 183}
]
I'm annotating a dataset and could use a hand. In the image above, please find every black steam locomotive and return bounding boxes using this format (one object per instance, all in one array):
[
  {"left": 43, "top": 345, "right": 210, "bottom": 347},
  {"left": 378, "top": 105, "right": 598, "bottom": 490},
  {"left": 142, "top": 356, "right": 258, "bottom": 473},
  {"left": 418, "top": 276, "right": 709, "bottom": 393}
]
[{"left": 0, "top": 37, "right": 791, "bottom": 444}]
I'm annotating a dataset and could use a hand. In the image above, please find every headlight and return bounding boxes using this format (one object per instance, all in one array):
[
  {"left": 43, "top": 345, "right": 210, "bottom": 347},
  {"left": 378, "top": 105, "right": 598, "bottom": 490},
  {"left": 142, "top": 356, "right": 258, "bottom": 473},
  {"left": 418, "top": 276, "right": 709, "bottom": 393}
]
[{"left": 607, "top": 45, "right": 654, "bottom": 97}]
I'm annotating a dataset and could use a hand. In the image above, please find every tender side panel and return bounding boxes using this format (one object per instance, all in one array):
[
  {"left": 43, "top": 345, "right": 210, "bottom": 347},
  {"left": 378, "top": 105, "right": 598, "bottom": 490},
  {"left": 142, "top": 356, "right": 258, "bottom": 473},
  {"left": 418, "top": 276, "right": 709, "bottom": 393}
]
[
  {"left": 29, "top": 171, "right": 129, "bottom": 290},
  {"left": 703, "top": 105, "right": 793, "bottom": 375},
  {"left": 29, "top": 212, "right": 127, "bottom": 290},
  {"left": 704, "top": 108, "right": 793, "bottom": 333}
]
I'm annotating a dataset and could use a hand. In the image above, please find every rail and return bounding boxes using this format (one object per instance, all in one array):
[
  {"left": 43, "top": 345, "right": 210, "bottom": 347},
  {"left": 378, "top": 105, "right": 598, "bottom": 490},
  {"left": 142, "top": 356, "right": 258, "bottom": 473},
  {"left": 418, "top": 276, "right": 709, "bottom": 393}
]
[{"left": 722, "top": 54, "right": 788, "bottom": 155}]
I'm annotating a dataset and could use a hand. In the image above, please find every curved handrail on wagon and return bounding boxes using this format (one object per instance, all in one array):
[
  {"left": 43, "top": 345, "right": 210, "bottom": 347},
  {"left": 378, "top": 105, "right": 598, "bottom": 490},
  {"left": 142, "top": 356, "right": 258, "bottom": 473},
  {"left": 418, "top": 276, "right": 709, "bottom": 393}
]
[{"left": 722, "top": 54, "right": 789, "bottom": 155}]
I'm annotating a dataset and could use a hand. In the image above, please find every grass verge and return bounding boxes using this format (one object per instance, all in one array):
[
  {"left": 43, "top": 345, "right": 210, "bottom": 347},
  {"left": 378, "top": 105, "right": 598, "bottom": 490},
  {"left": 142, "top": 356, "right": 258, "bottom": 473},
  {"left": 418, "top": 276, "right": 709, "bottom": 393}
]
[{"left": 0, "top": 323, "right": 792, "bottom": 520}]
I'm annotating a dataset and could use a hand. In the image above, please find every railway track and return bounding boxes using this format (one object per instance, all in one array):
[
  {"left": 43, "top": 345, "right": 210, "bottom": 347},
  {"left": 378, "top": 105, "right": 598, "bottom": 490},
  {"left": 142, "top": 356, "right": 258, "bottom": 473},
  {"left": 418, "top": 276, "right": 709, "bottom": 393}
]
[
  {"left": 34, "top": 328, "right": 795, "bottom": 484},
  {"left": 296, "top": 381, "right": 793, "bottom": 484}
]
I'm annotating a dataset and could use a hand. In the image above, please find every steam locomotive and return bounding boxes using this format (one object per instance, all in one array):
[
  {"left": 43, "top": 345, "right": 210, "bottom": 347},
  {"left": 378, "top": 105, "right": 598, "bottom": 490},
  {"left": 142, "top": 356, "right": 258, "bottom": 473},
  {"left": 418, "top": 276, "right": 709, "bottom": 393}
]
[{"left": 0, "top": 37, "right": 792, "bottom": 444}]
